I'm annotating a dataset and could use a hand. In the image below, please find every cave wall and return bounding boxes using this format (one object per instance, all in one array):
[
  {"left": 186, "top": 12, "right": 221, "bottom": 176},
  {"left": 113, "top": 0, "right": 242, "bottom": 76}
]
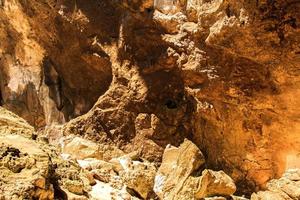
[
  {"left": 0, "top": 0, "right": 299, "bottom": 193},
  {"left": 0, "top": 0, "right": 113, "bottom": 127}
]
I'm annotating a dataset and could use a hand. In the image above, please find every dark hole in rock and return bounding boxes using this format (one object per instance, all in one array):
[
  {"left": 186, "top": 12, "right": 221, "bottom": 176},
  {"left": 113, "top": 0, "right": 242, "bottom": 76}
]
[
  {"left": 165, "top": 99, "right": 177, "bottom": 109},
  {"left": 146, "top": 7, "right": 153, "bottom": 14},
  {"left": 2, "top": 147, "right": 21, "bottom": 157},
  {"left": 31, "top": 134, "right": 38, "bottom": 140},
  {"left": 225, "top": 5, "right": 232, "bottom": 17}
]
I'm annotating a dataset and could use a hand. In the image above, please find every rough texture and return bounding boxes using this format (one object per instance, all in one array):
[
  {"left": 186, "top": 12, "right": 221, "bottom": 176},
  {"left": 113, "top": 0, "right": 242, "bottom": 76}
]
[
  {"left": 0, "top": 0, "right": 299, "bottom": 196},
  {"left": 154, "top": 139, "right": 237, "bottom": 200},
  {"left": 0, "top": 0, "right": 112, "bottom": 127},
  {"left": 251, "top": 169, "right": 300, "bottom": 200},
  {"left": 154, "top": 139, "right": 205, "bottom": 199},
  {"left": 0, "top": 106, "right": 34, "bottom": 136},
  {"left": 0, "top": 134, "right": 54, "bottom": 199},
  {"left": 196, "top": 169, "right": 236, "bottom": 198},
  {"left": 0, "top": 107, "right": 93, "bottom": 200}
]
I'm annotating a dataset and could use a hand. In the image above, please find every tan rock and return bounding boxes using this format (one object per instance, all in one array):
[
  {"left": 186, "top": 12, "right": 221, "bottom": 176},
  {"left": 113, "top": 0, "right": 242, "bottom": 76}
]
[
  {"left": 0, "top": 106, "right": 34, "bottom": 137},
  {"left": 109, "top": 153, "right": 157, "bottom": 199},
  {"left": 195, "top": 169, "right": 237, "bottom": 198},
  {"left": 120, "top": 161, "right": 156, "bottom": 199},
  {"left": 62, "top": 137, "right": 102, "bottom": 160},
  {"left": 64, "top": 180, "right": 85, "bottom": 195},
  {"left": 251, "top": 191, "right": 292, "bottom": 200},
  {"left": 204, "top": 197, "right": 226, "bottom": 200},
  {"left": 154, "top": 0, "right": 185, "bottom": 14},
  {"left": 251, "top": 169, "right": 300, "bottom": 200},
  {"left": 0, "top": 134, "right": 54, "bottom": 199},
  {"left": 154, "top": 139, "right": 205, "bottom": 199}
]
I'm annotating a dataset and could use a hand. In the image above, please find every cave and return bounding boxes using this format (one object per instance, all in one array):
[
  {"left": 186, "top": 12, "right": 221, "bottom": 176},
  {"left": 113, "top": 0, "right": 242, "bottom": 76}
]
[{"left": 0, "top": 0, "right": 299, "bottom": 199}]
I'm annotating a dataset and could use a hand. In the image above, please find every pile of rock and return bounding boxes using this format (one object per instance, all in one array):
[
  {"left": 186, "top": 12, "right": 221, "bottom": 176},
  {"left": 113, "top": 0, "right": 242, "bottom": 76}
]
[
  {"left": 0, "top": 107, "right": 96, "bottom": 199},
  {"left": 1, "top": 106, "right": 299, "bottom": 200},
  {"left": 251, "top": 169, "right": 300, "bottom": 200},
  {"left": 60, "top": 136, "right": 243, "bottom": 200},
  {"left": 153, "top": 139, "right": 239, "bottom": 200}
]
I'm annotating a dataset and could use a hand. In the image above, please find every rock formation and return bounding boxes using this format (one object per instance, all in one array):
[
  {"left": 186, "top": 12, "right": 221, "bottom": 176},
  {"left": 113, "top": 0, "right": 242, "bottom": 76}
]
[{"left": 0, "top": 0, "right": 299, "bottom": 199}]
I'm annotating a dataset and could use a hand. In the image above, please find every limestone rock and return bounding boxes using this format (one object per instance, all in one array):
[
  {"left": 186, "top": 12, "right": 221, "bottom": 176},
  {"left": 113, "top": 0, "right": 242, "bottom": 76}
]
[
  {"left": 251, "top": 191, "right": 292, "bottom": 200},
  {"left": 154, "top": 139, "right": 205, "bottom": 199},
  {"left": 0, "top": 134, "right": 54, "bottom": 199},
  {"left": 196, "top": 169, "right": 237, "bottom": 198},
  {"left": 62, "top": 136, "right": 102, "bottom": 160},
  {"left": 251, "top": 169, "right": 300, "bottom": 200},
  {"left": 0, "top": 0, "right": 299, "bottom": 197},
  {"left": 61, "top": 135, "right": 124, "bottom": 161},
  {"left": 0, "top": 106, "right": 34, "bottom": 137},
  {"left": 119, "top": 158, "right": 157, "bottom": 199}
]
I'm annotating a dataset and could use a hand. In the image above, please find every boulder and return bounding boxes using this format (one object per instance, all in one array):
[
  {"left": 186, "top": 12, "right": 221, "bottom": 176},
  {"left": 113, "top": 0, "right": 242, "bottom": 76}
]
[
  {"left": 195, "top": 169, "right": 237, "bottom": 198},
  {"left": 62, "top": 136, "right": 102, "bottom": 160},
  {"left": 154, "top": 139, "right": 205, "bottom": 199},
  {"left": 251, "top": 191, "right": 292, "bottom": 200},
  {"left": 61, "top": 136, "right": 124, "bottom": 161},
  {"left": 110, "top": 153, "right": 157, "bottom": 199}
]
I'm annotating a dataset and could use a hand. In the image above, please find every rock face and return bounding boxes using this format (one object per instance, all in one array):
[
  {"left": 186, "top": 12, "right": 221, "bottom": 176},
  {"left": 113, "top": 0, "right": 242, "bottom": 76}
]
[
  {"left": 0, "top": 134, "right": 55, "bottom": 199},
  {"left": 0, "top": 0, "right": 112, "bottom": 127},
  {"left": 251, "top": 169, "right": 300, "bottom": 200},
  {"left": 0, "top": 106, "right": 34, "bottom": 136},
  {"left": 0, "top": 107, "right": 94, "bottom": 200},
  {"left": 0, "top": 0, "right": 299, "bottom": 196},
  {"left": 196, "top": 169, "right": 236, "bottom": 198}
]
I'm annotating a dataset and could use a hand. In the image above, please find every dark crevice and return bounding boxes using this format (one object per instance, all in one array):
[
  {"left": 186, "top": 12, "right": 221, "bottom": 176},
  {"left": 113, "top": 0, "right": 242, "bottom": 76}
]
[
  {"left": 165, "top": 99, "right": 177, "bottom": 109},
  {"left": 49, "top": 161, "right": 68, "bottom": 200},
  {"left": 225, "top": 5, "right": 233, "bottom": 17},
  {"left": 126, "top": 187, "right": 144, "bottom": 199},
  {"left": 42, "top": 57, "right": 64, "bottom": 111}
]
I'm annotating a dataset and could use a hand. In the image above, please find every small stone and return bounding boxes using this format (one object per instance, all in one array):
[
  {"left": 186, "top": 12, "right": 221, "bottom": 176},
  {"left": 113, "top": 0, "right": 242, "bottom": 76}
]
[{"left": 65, "top": 180, "right": 84, "bottom": 195}]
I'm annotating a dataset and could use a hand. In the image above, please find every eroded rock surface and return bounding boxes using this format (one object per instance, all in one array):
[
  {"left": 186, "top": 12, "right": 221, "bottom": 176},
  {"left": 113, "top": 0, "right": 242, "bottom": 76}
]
[
  {"left": 251, "top": 169, "right": 300, "bottom": 200},
  {"left": 0, "top": 0, "right": 299, "bottom": 197},
  {"left": 154, "top": 139, "right": 237, "bottom": 200},
  {"left": 0, "top": 107, "right": 93, "bottom": 200}
]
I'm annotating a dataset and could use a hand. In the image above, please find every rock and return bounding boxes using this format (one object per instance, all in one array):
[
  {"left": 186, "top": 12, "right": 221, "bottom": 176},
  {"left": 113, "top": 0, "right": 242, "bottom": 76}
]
[
  {"left": 154, "top": 139, "right": 205, "bottom": 199},
  {"left": 154, "top": 0, "right": 185, "bottom": 14},
  {"left": 0, "top": 0, "right": 300, "bottom": 196},
  {"left": 62, "top": 136, "right": 102, "bottom": 160},
  {"left": 153, "top": 11, "right": 188, "bottom": 33},
  {"left": 0, "top": 134, "right": 54, "bottom": 199},
  {"left": 108, "top": 153, "right": 157, "bottom": 199},
  {"left": 204, "top": 197, "right": 226, "bottom": 200},
  {"left": 77, "top": 159, "right": 117, "bottom": 184},
  {"left": 251, "top": 169, "right": 300, "bottom": 200},
  {"left": 90, "top": 180, "right": 139, "bottom": 200},
  {"left": 120, "top": 159, "right": 156, "bottom": 199},
  {"left": 0, "top": 0, "right": 112, "bottom": 128},
  {"left": 231, "top": 195, "right": 249, "bottom": 200},
  {"left": 0, "top": 106, "right": 34, "bottom": 137},
  {"left": 61, "top": 136, "right": 124, "bottom": 161},
  {"left": 64, "top": 180, "right": 85, "bottom": 195},
  {"left": 195, "top": 169, "right": 237, "bottom": 198},
  {"left": 251, "top": 191, "right": 291, "bottom": 200}
]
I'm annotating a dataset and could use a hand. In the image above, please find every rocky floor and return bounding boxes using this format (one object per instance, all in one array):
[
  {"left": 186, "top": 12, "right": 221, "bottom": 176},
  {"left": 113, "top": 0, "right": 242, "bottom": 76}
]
[{"left": 0, "top": 106, "right": 299, "bottom": 200}]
